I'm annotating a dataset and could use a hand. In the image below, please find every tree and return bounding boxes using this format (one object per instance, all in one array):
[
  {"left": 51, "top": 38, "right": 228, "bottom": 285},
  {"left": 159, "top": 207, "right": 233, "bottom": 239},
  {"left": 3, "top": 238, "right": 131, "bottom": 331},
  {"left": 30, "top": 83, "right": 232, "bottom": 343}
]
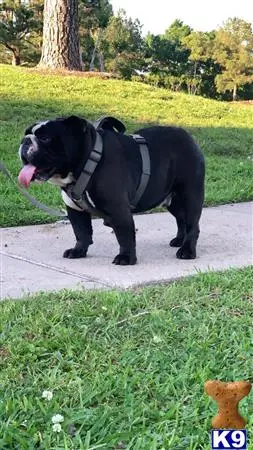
[
  {"left": 0, "top": 0, "right": 43, "bottom": 66},
  {"left": 182, "top": 31, "right": 214, "bottom": 94},
  {"left": 104, "top": 10, "right": 144, "bottom": 78},
  {"left": 164, "top": 19, "right": 191, "bottom": 42},
  {"left": 212, "top": 17, "right": 253, "bottom": 100},
  {"left": 105, "top": 10, "right": 143, "bottom": 55},
  {"left": 79, "top": 0, "right": 113, "bottom": 71},
  {"left": 144, "top": 20, "right": 191, "bottom": 78},
  {"left": 182, "top": 32, "right": 212, "bottom": 73},
  {"left": 39, "top": 0, "right": 82, "bottom": 70}
]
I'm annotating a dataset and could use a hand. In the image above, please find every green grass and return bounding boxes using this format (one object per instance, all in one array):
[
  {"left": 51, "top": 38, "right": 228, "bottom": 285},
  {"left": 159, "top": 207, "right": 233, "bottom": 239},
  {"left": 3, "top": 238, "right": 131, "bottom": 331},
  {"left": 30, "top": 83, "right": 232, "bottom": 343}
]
[
  {"left": 0, "top": 64, "right": 252, "bottom": 227},
  {"left": 0, "top": 267, "right": 252, "bottom": 449}
]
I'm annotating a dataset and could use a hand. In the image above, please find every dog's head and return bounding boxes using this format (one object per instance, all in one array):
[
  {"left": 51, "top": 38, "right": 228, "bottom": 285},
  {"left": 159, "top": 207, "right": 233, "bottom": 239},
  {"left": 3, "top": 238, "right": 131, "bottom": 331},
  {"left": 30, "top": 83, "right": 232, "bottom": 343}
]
[{"left": 18, "top": 116, "right": 89, "bottom": 188}]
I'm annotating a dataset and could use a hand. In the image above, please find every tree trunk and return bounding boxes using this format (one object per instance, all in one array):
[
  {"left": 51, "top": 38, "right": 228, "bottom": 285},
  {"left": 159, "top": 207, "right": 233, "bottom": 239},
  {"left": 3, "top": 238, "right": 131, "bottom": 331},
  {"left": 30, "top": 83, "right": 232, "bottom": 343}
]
[
  {"left": 5, "top": 44, "right": 21, "bottom": 66},
  {"left": 233, "top": 84, "right": 237, "bottom": 101},
  {"left": 38, "top": 0, "right": 82, "bottom": 70},
  {"left": 12, "top": 53, "right": 21, "bottom": 66},
  {"left": 89, "top": 28, "right": 104, "bottom": 72},
  {"left": 98, "top": 52, "right": 104, "bottom": 72},
  {"left": 89, "top": 45, "right": 97, "bottom": 71},
  {"left": 193, "top": 61, "right": 198, "bottom": 79}
]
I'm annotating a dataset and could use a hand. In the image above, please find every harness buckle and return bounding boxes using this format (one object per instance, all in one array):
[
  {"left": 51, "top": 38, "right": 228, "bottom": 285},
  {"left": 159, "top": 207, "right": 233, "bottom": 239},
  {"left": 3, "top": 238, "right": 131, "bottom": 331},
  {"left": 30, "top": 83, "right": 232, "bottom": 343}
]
[{"left": 131, "top": 134, "right": 147, "bottom": 145}]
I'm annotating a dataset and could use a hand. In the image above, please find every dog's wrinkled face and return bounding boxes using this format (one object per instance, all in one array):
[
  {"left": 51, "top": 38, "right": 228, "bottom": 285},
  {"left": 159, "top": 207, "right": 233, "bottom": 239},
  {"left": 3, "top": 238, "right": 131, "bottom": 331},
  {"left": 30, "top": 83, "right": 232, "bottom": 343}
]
[{"left": 18, "top": 116, "right": 86, "bottom": 188}]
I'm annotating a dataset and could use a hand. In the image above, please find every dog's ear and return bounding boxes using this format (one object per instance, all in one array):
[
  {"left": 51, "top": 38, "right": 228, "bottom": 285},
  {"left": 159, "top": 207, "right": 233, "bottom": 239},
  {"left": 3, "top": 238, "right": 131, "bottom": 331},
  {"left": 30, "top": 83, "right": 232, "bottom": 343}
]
[
  {"left": 94, "top": 116, "right": 126, "bottom": 134},
  {"left": 62, "top": 115, "right": 87, "bottom": 133}
]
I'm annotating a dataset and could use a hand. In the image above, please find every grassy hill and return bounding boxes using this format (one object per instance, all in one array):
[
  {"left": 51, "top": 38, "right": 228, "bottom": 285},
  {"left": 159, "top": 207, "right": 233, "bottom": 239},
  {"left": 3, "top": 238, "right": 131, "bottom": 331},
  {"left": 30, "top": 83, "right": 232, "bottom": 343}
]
[{"left": 0, "top": 64, "right": 252, "bottom": 227}]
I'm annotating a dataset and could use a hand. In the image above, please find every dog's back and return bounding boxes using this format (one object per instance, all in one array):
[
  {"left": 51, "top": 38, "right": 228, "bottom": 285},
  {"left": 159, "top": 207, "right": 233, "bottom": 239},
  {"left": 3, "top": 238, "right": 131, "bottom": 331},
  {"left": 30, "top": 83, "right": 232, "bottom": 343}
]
[{"left": 113, "top": 125, "right": 204, "bottom": 212}]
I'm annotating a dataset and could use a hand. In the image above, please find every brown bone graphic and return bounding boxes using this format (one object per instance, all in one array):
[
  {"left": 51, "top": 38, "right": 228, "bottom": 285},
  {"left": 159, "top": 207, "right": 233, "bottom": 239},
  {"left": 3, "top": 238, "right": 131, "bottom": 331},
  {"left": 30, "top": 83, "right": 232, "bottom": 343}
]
[{"left": 204, "top": 380, "right": 252, "bottom": 429}]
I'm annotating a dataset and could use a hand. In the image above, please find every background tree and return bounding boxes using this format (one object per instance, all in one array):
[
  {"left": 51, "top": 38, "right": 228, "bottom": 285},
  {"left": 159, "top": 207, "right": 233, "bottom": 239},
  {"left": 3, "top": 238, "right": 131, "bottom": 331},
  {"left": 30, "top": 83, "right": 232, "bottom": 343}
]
[
  {"left": 104, "top": 9, "right": 144, "bottom": 78},
  {"left": 182, "top": 31, "right": 214, "bottom": 95},
  {"left": 39, "top": 0, "right": 82, "bottom": 70},
  {"left": 79, "top": 0, "right": 113, "bottom": 71},
  {"left": 163, "top": 19, "right": 192, "bottom": 77},
  {"left": 212, "top": 17, "right": 253, "bottom": 100},
  {"left": 164, "top": 19, "right": 191, "bottom": 42},
  {"left": 0, "top": 6, "right": 252, "bottom": 101},
  {"left": 0, "top": 0, "right": 43, "bottom": 65},
  {"left": 144, "top": 20, "right": 191, "bottom": 91}
]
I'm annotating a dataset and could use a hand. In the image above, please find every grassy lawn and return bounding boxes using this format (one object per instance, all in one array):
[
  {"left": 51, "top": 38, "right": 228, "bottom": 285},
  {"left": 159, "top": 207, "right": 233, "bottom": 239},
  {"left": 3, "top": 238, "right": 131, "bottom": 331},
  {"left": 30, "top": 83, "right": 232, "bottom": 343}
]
[
  {"left": 0, "top": 267, "right": 252, "bottom": 449},
  {"left": 0, "top": 64, "right": 253, "bottom": 227}
]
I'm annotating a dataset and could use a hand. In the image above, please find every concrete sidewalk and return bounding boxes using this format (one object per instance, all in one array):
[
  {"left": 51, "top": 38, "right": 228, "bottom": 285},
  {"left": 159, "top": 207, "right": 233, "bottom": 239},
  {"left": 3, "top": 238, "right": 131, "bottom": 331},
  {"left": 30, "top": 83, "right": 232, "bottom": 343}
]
[{"left": 1, "top": 202, "right": 252, "bottom": 300}]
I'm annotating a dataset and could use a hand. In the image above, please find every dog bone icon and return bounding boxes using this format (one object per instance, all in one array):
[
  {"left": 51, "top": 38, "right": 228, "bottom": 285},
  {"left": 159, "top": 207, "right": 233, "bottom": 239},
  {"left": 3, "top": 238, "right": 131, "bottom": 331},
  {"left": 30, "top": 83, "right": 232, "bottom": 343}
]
[{"left": 204, "top": 380, "right": 252, "bottom": 429}]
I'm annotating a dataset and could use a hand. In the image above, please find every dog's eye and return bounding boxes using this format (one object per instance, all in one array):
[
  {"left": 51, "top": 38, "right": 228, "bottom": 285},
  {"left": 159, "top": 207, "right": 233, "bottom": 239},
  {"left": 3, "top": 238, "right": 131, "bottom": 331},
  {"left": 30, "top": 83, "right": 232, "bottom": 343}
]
[{"left": 39, "top": 136, "right": 51, "bottom": 145}]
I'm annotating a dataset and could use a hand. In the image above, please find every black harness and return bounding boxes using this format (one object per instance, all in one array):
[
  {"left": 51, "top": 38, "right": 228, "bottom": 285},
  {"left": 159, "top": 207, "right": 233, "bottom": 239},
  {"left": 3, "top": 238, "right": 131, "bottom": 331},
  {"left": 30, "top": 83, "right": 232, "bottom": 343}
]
[{"left": 64, "top": 116, "right": 151, "bottom": 215}]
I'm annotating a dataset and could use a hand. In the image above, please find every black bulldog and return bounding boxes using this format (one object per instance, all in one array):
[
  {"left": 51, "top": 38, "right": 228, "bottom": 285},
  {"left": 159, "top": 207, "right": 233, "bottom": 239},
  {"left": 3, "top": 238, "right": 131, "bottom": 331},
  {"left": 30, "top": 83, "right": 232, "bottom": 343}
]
[{"left": 18, "top": 116, "right": 205, "bottom": 265}]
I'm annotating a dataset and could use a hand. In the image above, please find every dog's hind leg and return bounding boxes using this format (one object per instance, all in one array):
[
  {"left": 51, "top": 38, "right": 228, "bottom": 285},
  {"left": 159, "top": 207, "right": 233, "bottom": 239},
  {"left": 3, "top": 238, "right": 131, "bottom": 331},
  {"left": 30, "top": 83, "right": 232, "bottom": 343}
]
[
  {"left": 176, "top": 181, "right": 204, "bottom": 259},
  {"left": 166, "top": 192, "right": 186, "bottom": 247},
  {"left": 63, "top": 207, "right": 93, "bottom": 258}
]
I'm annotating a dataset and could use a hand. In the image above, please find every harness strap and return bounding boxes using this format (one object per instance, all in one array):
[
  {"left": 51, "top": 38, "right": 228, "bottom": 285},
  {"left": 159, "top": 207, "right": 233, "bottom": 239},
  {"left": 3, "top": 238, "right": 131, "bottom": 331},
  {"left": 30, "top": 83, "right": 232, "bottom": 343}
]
[
  {"left": 130, "top": 134, "right": 151, "bottom": 209},
  {"left": 68, "top": 131, "right": 103, "bottom": 203},
  {"left": 64, "top": 130, "right": 150, "bottom": 214}
]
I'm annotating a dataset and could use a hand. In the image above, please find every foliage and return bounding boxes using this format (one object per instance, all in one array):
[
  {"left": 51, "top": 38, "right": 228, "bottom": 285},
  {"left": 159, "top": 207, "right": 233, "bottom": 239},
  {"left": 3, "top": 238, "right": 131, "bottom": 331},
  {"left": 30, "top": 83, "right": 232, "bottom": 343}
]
[
  {"left": 144, "top": 18, "right": 253, "bottom": 100},
  {"left": 79, "top": 0, "right": 113, "bottom": 70},
  {"left": 212, "top": 18, "right": 253, "bottom": 100},
  {"left": 107, "top": 51, "right": 144, "bottom": 79},
  {"left": 103, "top": 9, "right": 143, "bottom": 77},
  {"left": 144, "top": 22, "right": 191, "bottom": 77},
  {"left": 182, "top": 31, "right": 213, "bottom": 68},
  {"left": 145, "top": 23, "right": 218, "bottom": 98},
  {"left": 0, "top": 0, "right": 43, "bottom": 65},
  {"left": 105, "top": 10, "right": 143, "bottom": 54},
  {"left": 182, "top": 31, "right": 217, "bottom": 95},
  {"left": 164, "top": 18, "right": 192, "bottom": 41}
]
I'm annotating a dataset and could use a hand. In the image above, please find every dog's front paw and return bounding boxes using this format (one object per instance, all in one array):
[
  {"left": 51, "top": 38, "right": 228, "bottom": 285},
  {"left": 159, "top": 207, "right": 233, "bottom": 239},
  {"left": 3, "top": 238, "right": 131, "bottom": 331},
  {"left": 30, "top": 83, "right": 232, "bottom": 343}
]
[
  {"left": 170, "top": 236, "right": 184, "bottom": 247},
  {"left": 63, "top": 247, "right": 87, "bottom": 259},
  {"left": 176, "top": 246, "right": 196, "bottom": 259},
  {"left": 112, "top": 253, "right": 137, "bottom": 265}
]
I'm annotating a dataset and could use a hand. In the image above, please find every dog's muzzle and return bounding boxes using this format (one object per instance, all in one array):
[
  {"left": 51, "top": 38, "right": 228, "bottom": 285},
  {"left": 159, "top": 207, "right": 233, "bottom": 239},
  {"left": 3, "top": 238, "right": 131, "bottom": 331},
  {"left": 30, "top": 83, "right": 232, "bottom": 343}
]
[{"left": 19, "top": 134, "right": 39, "bottom": 164}]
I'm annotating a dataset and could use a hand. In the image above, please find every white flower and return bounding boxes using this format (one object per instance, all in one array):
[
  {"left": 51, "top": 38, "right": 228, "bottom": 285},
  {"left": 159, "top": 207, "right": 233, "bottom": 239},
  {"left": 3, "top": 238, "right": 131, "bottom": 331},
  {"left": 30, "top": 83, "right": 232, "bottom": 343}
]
[
  {"left": 42, "top": 390, "right": 53, "bottom": 401},
  {"left": 52, "top": 414, "right": 64, "bottom": 424},
  {"left": 153, "top": 335, "right": 162, "bottom": 343},
  {"left": 52, "top": 423, "right": 62, "bottom": 433},
  {"left": 20, "top": 420, "right": 28, "bottom": 428}
]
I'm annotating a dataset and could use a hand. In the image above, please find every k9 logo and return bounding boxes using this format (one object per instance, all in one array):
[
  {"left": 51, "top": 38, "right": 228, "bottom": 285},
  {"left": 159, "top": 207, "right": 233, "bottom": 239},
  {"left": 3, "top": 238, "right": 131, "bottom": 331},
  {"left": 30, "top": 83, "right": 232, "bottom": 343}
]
[{"left": 212, "top": 430, "right": 247, "bottom": 449}]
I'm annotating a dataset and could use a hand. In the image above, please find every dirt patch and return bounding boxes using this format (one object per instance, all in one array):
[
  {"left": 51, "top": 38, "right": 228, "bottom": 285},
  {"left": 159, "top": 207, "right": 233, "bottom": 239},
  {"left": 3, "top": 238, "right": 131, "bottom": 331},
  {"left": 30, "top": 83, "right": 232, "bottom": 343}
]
[
  {"left": 0, "top": 346, "right": 10, "bottom": 358},
  {"left": 27, "top": 68, "right": 118, "bottom": 79},
  {"left": 232, "top": 100, "right": 253, "bottom": 106}
]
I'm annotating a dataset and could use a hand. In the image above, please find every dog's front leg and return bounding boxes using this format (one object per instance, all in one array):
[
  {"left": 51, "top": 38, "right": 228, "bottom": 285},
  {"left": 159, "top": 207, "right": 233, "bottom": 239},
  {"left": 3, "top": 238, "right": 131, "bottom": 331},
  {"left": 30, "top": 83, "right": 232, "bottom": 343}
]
[
  {"left": 63, "top": 207, "right": 93, "bottom": 258},
  {"left": 110, "top": 207, "right": 137, "bottom": 265}
]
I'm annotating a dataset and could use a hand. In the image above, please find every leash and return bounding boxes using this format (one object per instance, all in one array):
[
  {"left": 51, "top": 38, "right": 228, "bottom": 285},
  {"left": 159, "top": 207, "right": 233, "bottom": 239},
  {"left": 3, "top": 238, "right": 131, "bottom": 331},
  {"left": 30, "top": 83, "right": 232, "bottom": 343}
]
[{"left": 0, "top": 160, "right": 67, "bottom": 217}]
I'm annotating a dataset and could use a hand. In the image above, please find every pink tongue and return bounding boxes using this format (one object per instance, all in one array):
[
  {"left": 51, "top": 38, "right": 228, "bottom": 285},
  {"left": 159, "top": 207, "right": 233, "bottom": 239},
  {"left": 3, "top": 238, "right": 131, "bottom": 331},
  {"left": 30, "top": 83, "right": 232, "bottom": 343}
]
[{"left": 18, "top": 164, "right": 36, "bottom": 188}]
